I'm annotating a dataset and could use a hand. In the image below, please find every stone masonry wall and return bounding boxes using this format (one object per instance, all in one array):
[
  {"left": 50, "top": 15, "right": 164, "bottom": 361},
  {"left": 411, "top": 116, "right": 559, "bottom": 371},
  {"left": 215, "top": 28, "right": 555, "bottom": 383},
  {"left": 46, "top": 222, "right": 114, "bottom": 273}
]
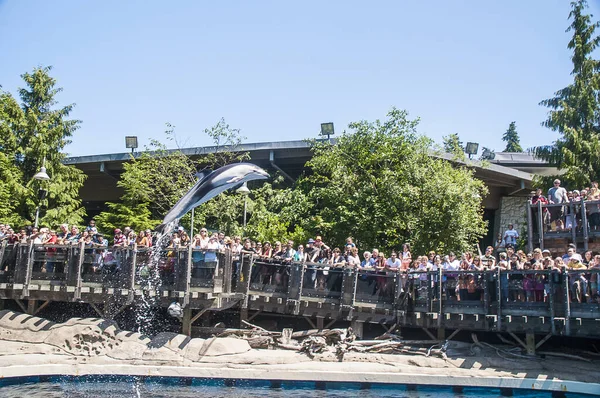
[{"left": 495, "top": 196, "right": 528, "bottom": 243}]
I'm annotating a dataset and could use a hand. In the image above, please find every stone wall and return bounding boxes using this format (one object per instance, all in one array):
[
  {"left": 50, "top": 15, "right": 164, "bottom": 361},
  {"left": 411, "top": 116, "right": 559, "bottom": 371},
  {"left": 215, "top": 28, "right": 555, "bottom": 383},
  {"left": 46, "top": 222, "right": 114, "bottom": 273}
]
[{"left": 495, "top": 196, "right": 528, "bottom": 242}]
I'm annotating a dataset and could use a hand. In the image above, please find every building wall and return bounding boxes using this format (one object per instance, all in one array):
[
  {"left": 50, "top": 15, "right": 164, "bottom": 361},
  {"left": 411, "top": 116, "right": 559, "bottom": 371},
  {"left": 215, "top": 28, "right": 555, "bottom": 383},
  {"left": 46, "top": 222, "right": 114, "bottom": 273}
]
[{"left": 495, "top": 196, "right": 528, "bottom": 244}]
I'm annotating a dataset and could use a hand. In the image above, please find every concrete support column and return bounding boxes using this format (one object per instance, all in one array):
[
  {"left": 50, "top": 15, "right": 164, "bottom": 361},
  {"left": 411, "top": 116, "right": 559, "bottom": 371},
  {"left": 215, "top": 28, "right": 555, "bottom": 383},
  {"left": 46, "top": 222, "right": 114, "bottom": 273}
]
[{"left": 316, "top": 317, "right": 324, "bottom": 330}]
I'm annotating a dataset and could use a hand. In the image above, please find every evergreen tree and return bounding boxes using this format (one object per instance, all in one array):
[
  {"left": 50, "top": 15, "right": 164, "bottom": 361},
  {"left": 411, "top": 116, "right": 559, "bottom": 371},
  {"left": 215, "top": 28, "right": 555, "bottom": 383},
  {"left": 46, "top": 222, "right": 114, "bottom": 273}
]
[
  {"left": 442, "top": 133, "right": 464, "bottom": 155},
  {"left": 0, "top": 66, "right": 86, "bottom": 227},
  {"left": 502, "top": 121, "right": 523, "bottom": 152},
  {"left": 534, "top": 0, "right": 600, "bottom": 187}
]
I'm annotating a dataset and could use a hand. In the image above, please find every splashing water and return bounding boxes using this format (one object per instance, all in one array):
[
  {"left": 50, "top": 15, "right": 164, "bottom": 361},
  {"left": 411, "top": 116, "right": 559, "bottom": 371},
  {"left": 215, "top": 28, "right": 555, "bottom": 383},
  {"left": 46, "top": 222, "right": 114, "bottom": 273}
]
[{"left": 134, "top": 221, "right": 177, "bottom": 336}]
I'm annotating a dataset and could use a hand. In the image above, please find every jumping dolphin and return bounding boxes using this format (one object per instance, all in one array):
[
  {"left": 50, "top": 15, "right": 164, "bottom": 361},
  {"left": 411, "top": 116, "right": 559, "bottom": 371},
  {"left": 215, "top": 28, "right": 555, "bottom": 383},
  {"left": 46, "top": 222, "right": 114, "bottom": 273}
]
[{"left": 156, "top": 162, "right": 269, "bottom": 232}]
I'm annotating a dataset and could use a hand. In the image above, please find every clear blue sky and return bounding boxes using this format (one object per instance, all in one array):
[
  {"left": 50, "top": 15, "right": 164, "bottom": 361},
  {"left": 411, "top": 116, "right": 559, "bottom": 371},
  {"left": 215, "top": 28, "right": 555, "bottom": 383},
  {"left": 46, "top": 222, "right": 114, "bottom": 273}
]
[{"left": 0, "top": 0, "right": 596, "bottom": 157}]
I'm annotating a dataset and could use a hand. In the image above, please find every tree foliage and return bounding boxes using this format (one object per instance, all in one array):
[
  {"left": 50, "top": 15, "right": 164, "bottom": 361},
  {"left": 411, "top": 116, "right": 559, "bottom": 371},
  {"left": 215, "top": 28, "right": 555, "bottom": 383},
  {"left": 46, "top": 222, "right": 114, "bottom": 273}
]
[
  {"left": 442, "top": 133, "right": 464, "bottom": 155},
  {"left": 502, "top": 121, "right": 523, "bottom": 152},
  {"left": 96, "top": 120, "right": 251, "bottom": 237},
  {"left": 533, "top": 0, "right": 600, "bottom": 188},
  {"left": 0, "top": 66, "right": 86, "bottom": 227},
  {"left": 284, "top": 108, "right": 488, "bottom": 255}
]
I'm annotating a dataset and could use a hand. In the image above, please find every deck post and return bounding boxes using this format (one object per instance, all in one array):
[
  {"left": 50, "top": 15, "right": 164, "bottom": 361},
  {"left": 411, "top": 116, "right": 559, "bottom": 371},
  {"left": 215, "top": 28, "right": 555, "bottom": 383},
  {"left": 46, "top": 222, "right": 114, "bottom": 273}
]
[
  {"left": 526, "top": 201, "right": 534, "bottom": 253},
  {"left": 438, "top": 267, "right": 443, "bottom": 331},
  {"left": 538, "top": 201, "right": 544, "bottom": 250},
  {"left": 351, "top": 320, "right": 364, "bottom": 339},
  {"left": 181, "top": 307, "right": 192, "bottom": 336},
  {"left": 27, "top": 299, "right": 37, "bottom": 315},
  {"left": 74, "top": 241, "right": 85, "bottom": 301},
  {"left": 525, "top": 332, "right": 535, "bottom": 356},
  {"left": 581, "top": 200, "right": 589, "bottom": 251},
  {"left": 0, "top": 241, "right": 6, "bottom": 271},
  {"left": 497, "top": 267, "right": 502, "bottom": 330},
  {"left": 570, "top": 202, "right": 577, "bottom": 246},
  {"left": 437, "top": 326, "right": 445, "bottom": 340},
  {"left": 563, "top": 271, "right": 571, "bottom": 336},
  {"left": 548, "top": 269, "right": 556, "bottom": 334}
]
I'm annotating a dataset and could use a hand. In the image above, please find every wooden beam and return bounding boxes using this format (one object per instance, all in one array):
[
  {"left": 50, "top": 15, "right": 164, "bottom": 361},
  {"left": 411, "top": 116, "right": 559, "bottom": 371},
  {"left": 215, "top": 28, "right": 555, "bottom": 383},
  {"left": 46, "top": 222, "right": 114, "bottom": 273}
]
[
  {"left": 304, "top": 316, "right": 316, "bottom": 329},
  {"left": 27, "top": 299, "right": 37, "bottom": 315},
  {"left": 325, "top": 318, "right": 337, "bottom": 329},
  {"left": 508, "top": 332, "right": 527, "bottom": 350},
  {"left": 33, "top": 300, "right": 51, "bottom": 316},
  {"left": 89, "top": 302, "right": 104, "bottom": 318},
  {"left": 316, "top": 317, "right": 324, "bottom": 329},
  {"left": 535, "top": 332, "right": 553, "bottom": 350},
  {"left": 421, "top": 328, "right": 436, "bottom": 340},
  {"left": 14, "top": 299, "right": 27, "bottom": 314},
  {"left": 446, "top": 328, "right": 461, "bottom": 341},
  {"left": 247, "top": 310, "right": 262, "bottom": 322},
  {"left": 190, "top": 308, "right": 209, "bottom": 325}
]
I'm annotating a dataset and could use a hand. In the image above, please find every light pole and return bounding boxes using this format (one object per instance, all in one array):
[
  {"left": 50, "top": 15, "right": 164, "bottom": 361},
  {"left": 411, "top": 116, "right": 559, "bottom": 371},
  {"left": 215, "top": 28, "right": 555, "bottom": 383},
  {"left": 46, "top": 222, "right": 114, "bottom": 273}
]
[
  {"left": 236, "top": 182, "right": 250, "bottom": 229},
  {"left": 33, "top": 159, "right": 50, "bottom": 228}
]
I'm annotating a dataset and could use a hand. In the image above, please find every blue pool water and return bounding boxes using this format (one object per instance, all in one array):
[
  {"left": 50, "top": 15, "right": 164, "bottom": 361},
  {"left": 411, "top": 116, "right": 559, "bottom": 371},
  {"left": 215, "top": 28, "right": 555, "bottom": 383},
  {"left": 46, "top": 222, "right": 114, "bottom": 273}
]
[{"left": 0, "top": 376, "right": 591, "bottom": 398}]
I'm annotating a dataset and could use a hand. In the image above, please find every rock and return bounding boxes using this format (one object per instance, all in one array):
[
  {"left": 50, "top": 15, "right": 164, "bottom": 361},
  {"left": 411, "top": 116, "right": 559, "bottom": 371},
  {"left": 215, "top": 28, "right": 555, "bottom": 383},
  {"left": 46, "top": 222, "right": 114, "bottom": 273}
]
[{"left": 199, "top": 337, "right": 251, "bottom": 357}]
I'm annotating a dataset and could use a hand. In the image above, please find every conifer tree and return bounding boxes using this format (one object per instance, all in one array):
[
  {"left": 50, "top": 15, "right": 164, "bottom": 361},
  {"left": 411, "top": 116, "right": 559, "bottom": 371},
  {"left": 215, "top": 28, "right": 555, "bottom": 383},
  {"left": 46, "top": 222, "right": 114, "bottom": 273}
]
[
  {"left": 502, "top": 121, "right": 523, "bottom": 152},
  {"left": 0, "top": 66, "right": 86, "bottom": 227},
  {"left": 534, "top": 0, "right": 600, "bottom": 187}
]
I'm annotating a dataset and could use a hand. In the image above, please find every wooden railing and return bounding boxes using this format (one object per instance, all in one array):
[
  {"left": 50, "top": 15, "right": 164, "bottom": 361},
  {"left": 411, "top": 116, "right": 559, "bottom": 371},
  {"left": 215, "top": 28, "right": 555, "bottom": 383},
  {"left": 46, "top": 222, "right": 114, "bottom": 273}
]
[{"left": 1, "top": 243, "right": 599, "bottom": 337}]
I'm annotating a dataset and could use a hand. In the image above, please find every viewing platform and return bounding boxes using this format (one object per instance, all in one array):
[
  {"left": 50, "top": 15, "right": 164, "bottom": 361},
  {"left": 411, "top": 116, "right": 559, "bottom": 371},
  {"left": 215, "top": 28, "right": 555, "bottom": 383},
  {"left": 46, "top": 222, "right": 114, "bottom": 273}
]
[{"left": 1, "top": 242, "right": 599, "bottom": 354}]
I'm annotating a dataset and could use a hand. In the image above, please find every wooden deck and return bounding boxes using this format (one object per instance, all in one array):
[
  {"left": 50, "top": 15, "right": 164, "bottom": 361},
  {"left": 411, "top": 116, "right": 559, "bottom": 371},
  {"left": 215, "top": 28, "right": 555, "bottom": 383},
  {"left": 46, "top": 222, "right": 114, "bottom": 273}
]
[{"left": 1, "top": 242, "right": 599, "bottom": 352}]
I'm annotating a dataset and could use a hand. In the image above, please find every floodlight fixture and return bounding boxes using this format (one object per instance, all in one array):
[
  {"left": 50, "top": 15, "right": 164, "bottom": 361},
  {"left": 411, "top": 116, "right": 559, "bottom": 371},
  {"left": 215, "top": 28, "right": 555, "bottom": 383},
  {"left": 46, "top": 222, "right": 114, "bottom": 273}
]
[
  {"left": 320, "top": 122, "right": 335, "bottom": 140},
  {"left": 465, "top": 142, "right": 479, "bottom": 159},
  {"left": 125, "top": 136, "right": 138, "bottom": 153}
]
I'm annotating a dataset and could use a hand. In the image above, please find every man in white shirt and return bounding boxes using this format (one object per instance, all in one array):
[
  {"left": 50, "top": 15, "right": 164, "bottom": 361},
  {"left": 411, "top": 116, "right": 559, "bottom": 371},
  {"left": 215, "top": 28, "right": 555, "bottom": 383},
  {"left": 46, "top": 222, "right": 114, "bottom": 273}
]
[
  {"left": 503, "top": 224, "right": 519, "bottom": 247},
  {"left": 548, "top": 179, "right": 568, "bottom": 224}
]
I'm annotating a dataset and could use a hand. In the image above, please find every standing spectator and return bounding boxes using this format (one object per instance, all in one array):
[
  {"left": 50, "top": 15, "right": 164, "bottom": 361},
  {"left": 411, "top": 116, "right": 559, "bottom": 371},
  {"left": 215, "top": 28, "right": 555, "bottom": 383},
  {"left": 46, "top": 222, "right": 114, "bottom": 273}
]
[
  {"left": 113, "top": 229, "right": 126, "bottom": 246},
  {"left": 386, "top": 251, "right": 401, "bottom": 271},
  {"left": 531, "top": 189, "right": 550, "bottom": 232},
  {"left": 503, "top": 224, "right": 519, "bottom": 247},
  {"left": 135, "top": 230, "right": 149, "bottom": 247},
  {"left": 587, "top": 187, "right": 600, "bottom": 231},
  {"left": 86, "top": 219, "right": 98, "bottom": 236},
  {"left": 548, "top": 179, "right": 568, "bottom": 227},
  {"left": 145, "top": 230, "right": 153, "bottom": 247}
]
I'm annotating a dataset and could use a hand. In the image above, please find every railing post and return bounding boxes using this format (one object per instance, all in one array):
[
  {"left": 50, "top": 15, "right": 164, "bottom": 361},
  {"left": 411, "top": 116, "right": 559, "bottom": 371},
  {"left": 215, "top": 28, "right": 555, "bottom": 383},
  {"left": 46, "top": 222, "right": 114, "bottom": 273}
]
[
  {"left": 570, "top": 201, "right": 577, "bottom": 246},
  {"left": 19, "top": 242, "right": 35, "bottom": 298},
  {"left": 548, "top": 269, "right": 556, "bottom": 334},
  {"left": 496, "top": 267, "right": 502, "bottom": 330},
  {"left": 0, "top": 241, "right": 6, "bottom": 272},
  {"left": 427, "top": 272, "right": 433, "bottom": 313},
  {"left": 221, "top": 248, "right": 232, "bottom": 294},
  {"left": 563, "top": 270, "right": 571, "bottom": 336},
  {"left": 438, "top": 267, "right": 443, "bottom": 331},
  {"left": 287, "top": 261, "right": 304, "bottom": 302},
  {"left": 73, "top": 241, "right": 85, "bottom": 301},
  {"left": 129, "top": 244, "right": 137, "bottom": 292},
  {"left": 183, "top": 245, "right": 192, "bottom": 306},
  {"left": 581, "top": 199, "right": 589, "bottom": 251},
  {"left": 341, "top": 265, "right": 357, "bottom": 312},
  {"left": 538, "top": 201, "right": 544, "bottom": 250},
  {"left": 483, "top": 271, "right": 490, "bottom": 315},
  {"left": 526, "top": 201, "right": 534, "bottom": 253}
]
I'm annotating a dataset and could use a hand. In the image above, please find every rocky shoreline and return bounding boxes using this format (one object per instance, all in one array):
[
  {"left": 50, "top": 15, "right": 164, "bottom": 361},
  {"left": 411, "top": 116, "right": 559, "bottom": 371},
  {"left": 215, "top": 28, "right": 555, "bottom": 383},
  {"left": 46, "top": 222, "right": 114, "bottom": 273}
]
[{"left": 0, "top": 310, "right": 598, "bottom": 396}]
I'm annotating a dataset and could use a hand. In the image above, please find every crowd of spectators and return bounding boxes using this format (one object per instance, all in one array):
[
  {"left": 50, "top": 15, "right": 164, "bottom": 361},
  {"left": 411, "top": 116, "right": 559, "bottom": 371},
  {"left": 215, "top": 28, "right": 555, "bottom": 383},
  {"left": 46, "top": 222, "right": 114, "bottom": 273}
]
[
  {"left": 530, "top": 179, "right": 600, "bottom": 232},
  {"left": 2, "top": 217, "right": 600, "bottom": 304}
]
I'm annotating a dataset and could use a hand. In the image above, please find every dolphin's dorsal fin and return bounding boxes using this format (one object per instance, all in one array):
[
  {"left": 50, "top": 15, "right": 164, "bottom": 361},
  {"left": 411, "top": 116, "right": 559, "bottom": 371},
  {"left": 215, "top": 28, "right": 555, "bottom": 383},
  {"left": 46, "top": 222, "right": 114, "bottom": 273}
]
[{"left": 195, "top": 170, "right": 212, "bottom": 181}]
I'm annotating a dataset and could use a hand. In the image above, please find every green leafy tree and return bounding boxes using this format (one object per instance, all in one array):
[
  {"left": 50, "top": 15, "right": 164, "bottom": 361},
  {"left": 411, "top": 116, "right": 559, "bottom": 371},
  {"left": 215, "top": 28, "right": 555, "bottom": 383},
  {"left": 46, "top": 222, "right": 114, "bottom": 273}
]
[
  {"left": 442, "top": 133, "right": 464, "bottom": 155},
  {"left": 0, "top": 67, "right": 86, "bottom": 227},
  {"left": 286, "top": 108, "right": 488, "bottom": 254},
  {"left": 533, "top": 0, "right": 600, "bottom": 187},
  {"left": 502, "top": 121, "right": 523, "bottom": 152}
]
